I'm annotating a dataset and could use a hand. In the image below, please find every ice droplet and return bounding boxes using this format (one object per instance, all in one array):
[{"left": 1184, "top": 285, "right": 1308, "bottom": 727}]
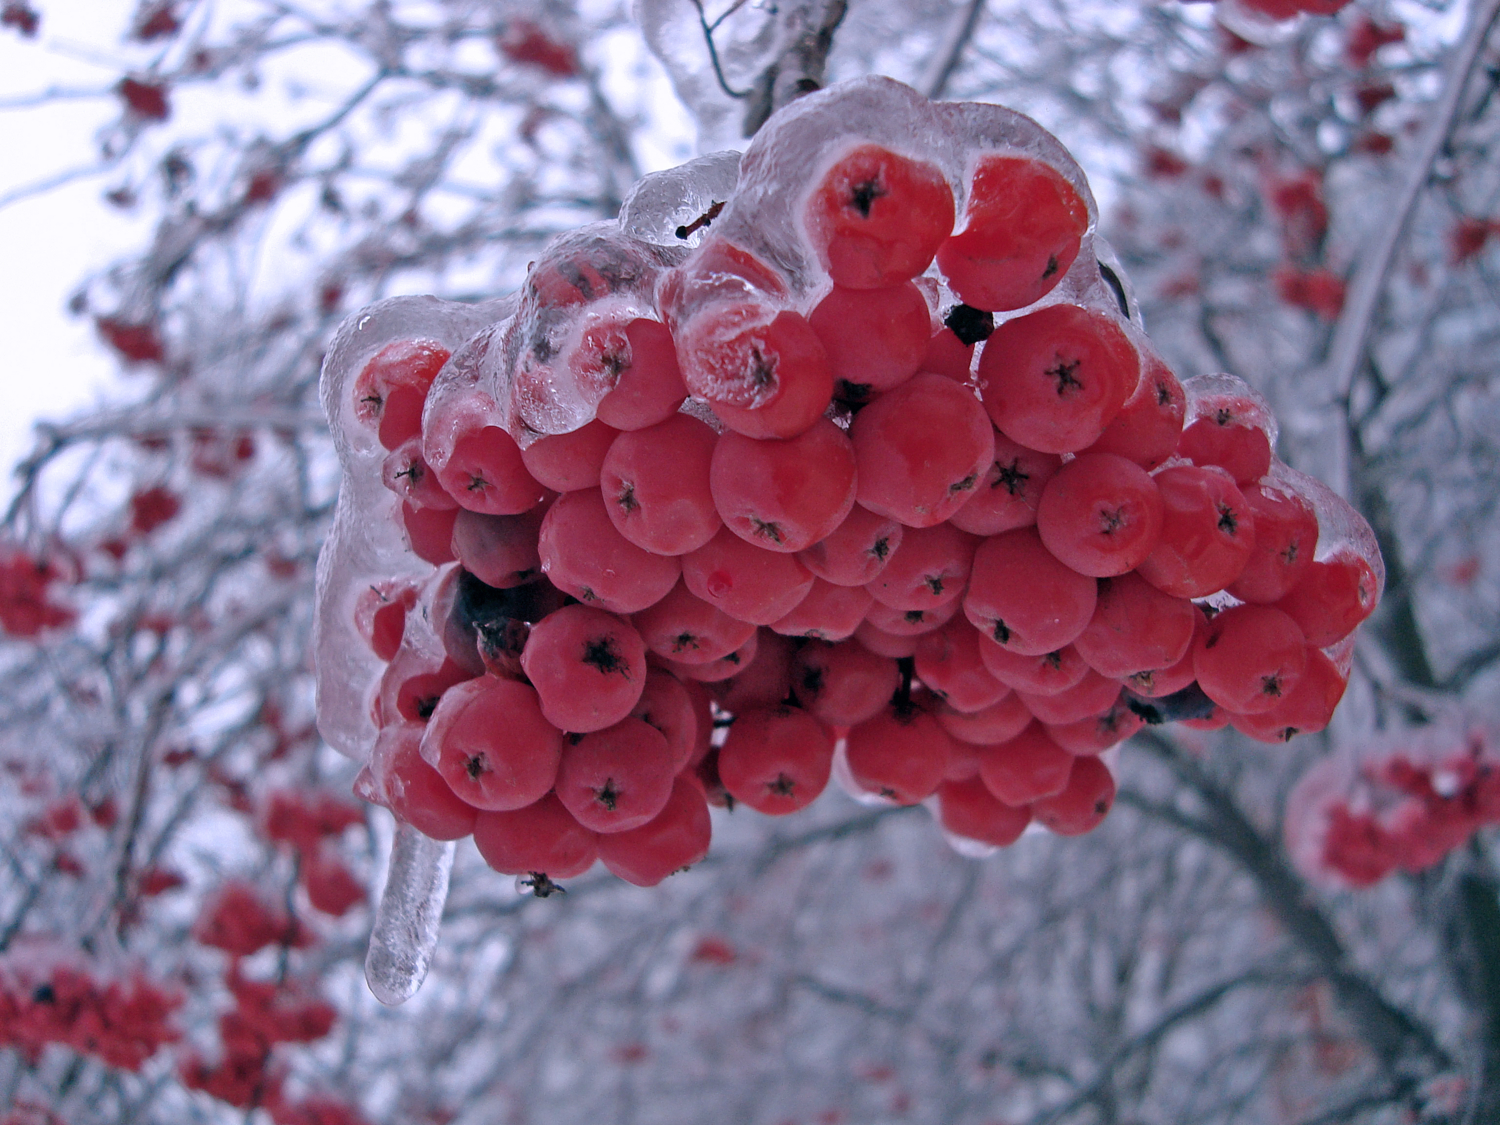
[{"left": 365, "top": 823, "right": 455, "bottom": 1006}]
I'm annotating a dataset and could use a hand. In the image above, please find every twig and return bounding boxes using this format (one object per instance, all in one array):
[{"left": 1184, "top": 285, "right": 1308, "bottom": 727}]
[{"left": 1321, "top": 0, "right": 1500, "bottom": 499}]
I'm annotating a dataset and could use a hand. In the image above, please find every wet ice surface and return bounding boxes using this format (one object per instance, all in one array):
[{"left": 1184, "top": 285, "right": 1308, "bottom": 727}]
[{"left": 365, "top": 823, "right": 456, "bottom": 1007}]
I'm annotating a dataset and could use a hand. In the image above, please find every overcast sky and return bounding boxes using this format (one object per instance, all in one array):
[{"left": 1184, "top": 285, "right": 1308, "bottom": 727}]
[{"left": 0, "top": 8, "right": 154, "bottom": 508}]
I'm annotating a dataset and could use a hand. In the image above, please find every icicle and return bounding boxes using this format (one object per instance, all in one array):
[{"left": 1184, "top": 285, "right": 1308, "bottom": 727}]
[{"left": 365, "top": 824, "right": 455, "bottom": 1006}]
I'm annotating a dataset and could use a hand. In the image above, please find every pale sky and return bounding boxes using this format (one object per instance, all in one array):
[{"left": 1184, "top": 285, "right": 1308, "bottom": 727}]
[{"left": 0, "top": 6, "right": 158, "bottom": 508}]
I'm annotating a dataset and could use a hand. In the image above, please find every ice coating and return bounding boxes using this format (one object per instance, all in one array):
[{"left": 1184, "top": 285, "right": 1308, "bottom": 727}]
[
  {"left": 619, "top": 150, "right": 743, "bottom": 248},
  {"left": 365, "top": 823, "right": 456, "bottom": 1006},
  {"left": 315, "top": 296, "right": 514, "bottom": 761},
  {"left": 1182, "top": 371, "right": 1280, "bottom": 448},
  {"left": 1267, "top": 459, "right": 1385, "bottom": 595}
]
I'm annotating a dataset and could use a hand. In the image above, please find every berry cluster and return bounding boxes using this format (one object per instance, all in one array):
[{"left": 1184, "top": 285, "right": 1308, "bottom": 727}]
[
  {"left": 1288, "top": 726, "right": 1500, "bottom": 887},
  {"left": 0, "top": 946, "right": 181, "bottom": 1072},
  {"left": 315, "top": 77, "right": 1382, "bottom": 889}
]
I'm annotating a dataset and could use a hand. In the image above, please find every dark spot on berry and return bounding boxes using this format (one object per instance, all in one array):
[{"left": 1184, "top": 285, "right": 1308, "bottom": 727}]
[
  {"left": 748, "top": 347, "right": 777, "bottom": 390},
  {"left": 1099, "top": 506, "right": 1125, "bottom": 535},
  {"left": 949, "top": 471, "right": 978, "bottom": 495},
  {"left": 1043, "top": 651, "right": 1063, "bottom": 670},
  {"left": 848, "top": 178, "right": 886, "bottom": 218},
  {"left": 836, "top": 379, "right": 873, "bottom": 404},
  {"left": 582, "top": 635, "right": 629, "bottom": 676},
  {"left": 1042, "top": 254, "right": 1060, "bottom": 280},
  {"left": 870, "top": 536, "right": 891, "bottom": 561},
  {"left": 724, "top": 651, "right": 742, "bottom": 666},
  {"left": 1048, "top": 359, "right": 1083, "bottom": 395},
  {"left": 1217, "top": 504, "right": 1239, "bottom": 535},
  {"left": 992, "top": 619, "right": 1011, "bottom": 644},
  {"left": 466, "top": 755, "right": 487, "bottom": 779},
  {"left": 1261, "top": 673, "right": 1283, "bottom": 697},
  {"left": 1155, "top": 380, "right": 1172, "bottom": 407},
  {"left": 904, "top": 610, "right": 927, "bottom": 624},
  {"left": 1093, "top": 798, "right": 1109, "bottom": 814},
  {"left": 768, "top": 773, "right": 797, "bottom": 797},
  {"left": 414, "top": 695, "right": 440, "bottom": 720},
  {"left": 467, "top": 473, "right": 490, "bottom": 493},
  {"left": 944, "top": 304, "right": 994, "bottom": 345},
  {"left": 617, "top": 482, "right": 639, "bottom": 514},
  {"left": 924, "top": 576, "right": 944, "bottom": 596},
  {"left": 671, "top": 632, "right": 700, "bottom": 654},
  {"left": 1214, "top": 407, "right": 1233, "bottom": 426},
  {"left": 751, "top": 518, "right": 784, "bottom": 544},
  {"left": 595, "top": 778, "right": 620, "bottom": 811},
  {"left": 32, "top": 984, "right": 55, "bottom": 1004},
  {"left": 994, "top": 459, "right": 1029, "bottom": 496},
  {"left": 800, "top": 665, "right": 825, "bottom": 697}
]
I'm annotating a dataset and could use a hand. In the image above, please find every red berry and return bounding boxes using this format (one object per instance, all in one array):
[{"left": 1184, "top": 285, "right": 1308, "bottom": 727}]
[
  {"left": 682, "top": 526, "right": 815, "bottom": 625},
  {"left": 1083, "top": 353, "right": 1185, "bottom": 470},
  {"left": 1031, "top": 755, "right": 1115, "bottom": 836},
  {"left": 1273, "top": 548, "right": 1379, "bottom": 647},
  {"left": 853, "top": 619, "right": 920, "bottom": 658},
  {"left": 804, "top": 143, "right": 955, "bottom": 288},
  {"left": 1072, "top": 571, "right": 1196, "bottom": 679},
  {"left": 1016, "top": 669, "right": 1123, "bottom": 726},
  {"left": 555, "top": 717, "right": 676, "bottom": 833},
  {"left": 978, "top": 304, "right": 1139, "bottom": 454},
  {"left": 936, "top": 776, "right": 1031, "bottom": 846},
  {"left": 538, "top": 489, "right": 681, "bottom": 613},
  {"left": 450, "top": 508, "right": 544, "bottom": 589},
  {"left": 850, "top": 372, "right": 995, "bottom": 528},
  {"left": 710, "top": 418, "right": 857, "bottom": 553},
  {"left": 676, "top": 308, "right": 834, "bottom": 439},
  {"left": 632, "top": 578, "right": 757, "bottom": 664},
  {"left": 662, "top": 631, "right": 760, "bottom": 683},
  {"left": 864, "top": 522, "right": 977, "bottom": 612},
  {"left": 400, "top": 501, "right": 458, "bottom": 565},
  {"left": 597, "top": 776, "right": 712, "bottom": 886},
  {"left": 473, "top": 794, "right": 598, "bottom": 878},
  {"left": 1178, "top": 401, "right": 1273, "bottom": 484},
  {"left": 933, "top": 692, "right": 1033, "bottom": 746},
  {"left": 602, "top": 414, "right": 722, "bottom": 556},
  {"left": 920, "top": 326, "right": 974, "bottom": 382},
  {"left": 1227, "top": 646, "right": 1347, "bottom": 742},
  {"left": 351, "top": 339, "right": 450, "bottom": 450},
  {"left": 521, "top": 605, "right": 648, "bottom": 732},
  {"left": 382, "top": 438, "right": 458, "bottom": 510},
  {"left": 1035, "top": 452, "right": 1163, "bottom": 577},
  {"left": 769, "top": 578, "right": 873, "bottom": 641},
  {"left": 718, "top": 705, "right": 835, "bottom": 815},
  {"left": 630, "top": 667, "right": 702, "bottom": 771},
  {"left": 711, "top": 629, "right": 795, "bottom": 712},
  {"left": 791, "top": 640, "right": 901, "bottom": 727},
  {"left": 594, "top": 318, "right": 688, "bottom": 430},
  {"left": 1045, "top": 700, "right": 1144, "bottom": 755},
  {"left": 520, "top": 419, "right": 618, "bottom": 493},
  {"left": 977, "top": 722, "right": 1073, "bottom": 805},
  {"left": 1226, "top": 482, "right": 1319, "bottom": 604},
  {"left": 435, "top": 426, "right": 549, "bottom": 515},
  {"left": 947, "top": 430, "right": 1062, "bottom": 537},
  {"left": 1192, "top": 604, "right": 1308, "bottom": 715},
  {"left": 977, "top": 639, "right": 1091, "bottom": 696},
  {"left": 420, "top": 677, "right": 561, "bottom": 811},
  {"left": 1135, "top": 465, "right": 1256, "bottom": 599},
  {"left": 354, "top": 581, "right": 418, "bottom": 662},
  {"left": 936, "top": 154, "right": 1088, "bottom": 312},
  {"left": 368, "top": 723, "right": 478, "bottom": 841},
  {"left": 964, "top": 528, "right": 1098, "bottom": 656},
  {"left": 797, "top": 504, "right": 904, "bottom": 587},
  {"left": 808, "top": 282, "right": 931, "bottom": 402},
  {"left": 914, "top": 617, "right": 1010, "bottom": 713},
  {"left": 845, "top": 700, "right": 953, "bottom": 804},
  {"left": 863, "top": 597, "right": 961, "bottom": 637}
]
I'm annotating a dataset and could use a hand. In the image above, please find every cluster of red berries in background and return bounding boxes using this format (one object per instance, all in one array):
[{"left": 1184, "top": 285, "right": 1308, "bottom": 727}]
[
  {"left": 1289, "top": 727, "right": 1500, "bottom": 887},
  {"left": 317, "top": 77, "right": 1382, "bottom": 892},
  {"left": 0, "top": 947, "right": 181, "bottom": 1072},
  {"left": 0, "top": 548, "right": 77, "bottom": 637}
]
